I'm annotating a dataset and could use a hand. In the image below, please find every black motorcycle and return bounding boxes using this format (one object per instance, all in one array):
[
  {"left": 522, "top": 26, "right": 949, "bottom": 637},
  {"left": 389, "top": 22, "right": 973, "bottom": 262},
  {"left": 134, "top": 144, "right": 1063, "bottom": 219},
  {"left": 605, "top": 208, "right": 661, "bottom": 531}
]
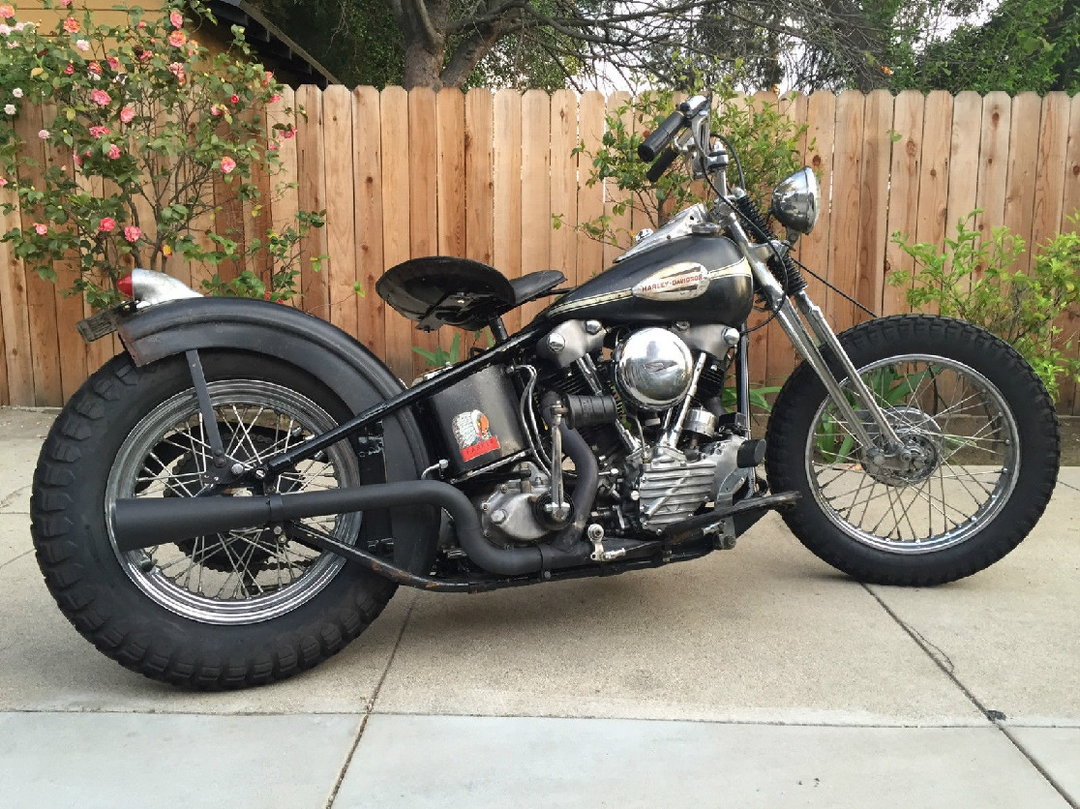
[{"left": 31, "top": 95, "right": 1059, "bottom": 688}]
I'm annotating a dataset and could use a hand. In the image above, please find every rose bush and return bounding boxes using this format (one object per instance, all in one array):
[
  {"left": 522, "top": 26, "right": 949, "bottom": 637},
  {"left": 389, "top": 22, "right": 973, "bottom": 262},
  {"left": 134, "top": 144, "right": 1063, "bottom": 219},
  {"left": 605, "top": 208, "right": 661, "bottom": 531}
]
[{"left": 0, "top": 0, "right": 323, "bottom": 308}]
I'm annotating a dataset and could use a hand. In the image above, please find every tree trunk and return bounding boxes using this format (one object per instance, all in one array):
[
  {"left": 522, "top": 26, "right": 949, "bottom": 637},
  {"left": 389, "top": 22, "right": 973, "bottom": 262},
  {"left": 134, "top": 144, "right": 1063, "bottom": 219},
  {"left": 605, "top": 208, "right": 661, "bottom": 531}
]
[{"left": 402, "top": 40, "right": 445, "bottom": 89}]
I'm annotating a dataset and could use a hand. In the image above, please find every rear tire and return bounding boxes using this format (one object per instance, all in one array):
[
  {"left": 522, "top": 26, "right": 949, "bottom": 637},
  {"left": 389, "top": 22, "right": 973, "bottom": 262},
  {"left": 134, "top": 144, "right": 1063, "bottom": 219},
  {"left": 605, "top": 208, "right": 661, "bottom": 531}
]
[
  {"left": 31, "top": 351, "right": 396, "bottom": 689},
  {"left": 765, "top": 315, "right": 1059, "bottom": 585}
]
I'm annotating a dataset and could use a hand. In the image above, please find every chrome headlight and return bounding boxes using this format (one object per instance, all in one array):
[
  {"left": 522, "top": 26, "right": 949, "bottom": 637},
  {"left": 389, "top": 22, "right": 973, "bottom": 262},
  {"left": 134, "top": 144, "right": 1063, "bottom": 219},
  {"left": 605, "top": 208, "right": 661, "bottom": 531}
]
[{"left": 771, "top": 167, "right": 819, "bottom": 235}]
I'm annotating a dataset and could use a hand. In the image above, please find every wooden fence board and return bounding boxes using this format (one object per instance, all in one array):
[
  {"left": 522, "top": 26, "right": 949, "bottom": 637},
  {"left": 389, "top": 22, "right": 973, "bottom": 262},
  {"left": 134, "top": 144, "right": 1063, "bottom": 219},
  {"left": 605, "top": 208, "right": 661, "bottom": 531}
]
[
  {"left": 1031, "top": 93, "right": 1071, "bottom": 254},
  {"left": 322, "top": 85, "right": 358, "bottom": 337},
  {"left": 436, "top": 88, "right": 469, "bottom": 355},
  {"left": 1002, "top": 92, "right": 1043, "bottom": 266},
  {"left": 913, "top": 92, "right": 953, "bottom": 266},
  {"left": 519, "top": 90, "right": 551, "bottom": 326},
  {"left": 882, "top": 91, "right": 924, "bottom": 316},
  {"left": 464, "top": 89, "right": 495, "bottom": 269},
  {"left": 295, "top": 85, "right": 329, "bottom": 317},
  {"left": 549, "top": 89, "right": 578, "bottom": 308},
  {"left": 798, "top": 92, "right": 836, "bottom": 325},
  {"left": 379, "top": 87, "right": 413, "bottom": 378},
  {"left": 603, "top": 92, "right": 632, "bottom": 269},
  {"left": 945, "top": 91, "right": 982, "bottom": 278},
  {"left": 858, "top": 89, "right": 893, "bottom": 321},
  {"left": 492, "top": 89, "right": 522, "bottom": 335},
  {"left": 828, "top": 91, "right": 865, "bottom": 334},
  {"left": 0, "top": 200, "right": 34, "bottom": 405},
  {"left": 576, "top": 91, "right": 606, "bottom": 288},
  {"left": 408, "top": 88, "right": 439, "bottom": 379},
  {"left": 975, "top": 92, "right": 1011, "bottom": 245},
  {"left": 1056, "top": 94, "right": 1080, "bottom": 412},
  {"left": 14, "top": 103, "right": 63, "bottom": 406},
  {"left": 352, "top": 86, "right": 386, "bottom": 360},
  {"left": 267, "top": 88, "right": 299, "bottom": 300}
]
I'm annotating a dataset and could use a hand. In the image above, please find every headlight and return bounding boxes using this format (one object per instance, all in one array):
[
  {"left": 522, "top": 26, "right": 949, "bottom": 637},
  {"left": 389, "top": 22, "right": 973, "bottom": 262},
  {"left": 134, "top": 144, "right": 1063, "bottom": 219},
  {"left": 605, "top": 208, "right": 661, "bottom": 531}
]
[{"left": 771, "top": 167, "right": 819, "bottom": 235}]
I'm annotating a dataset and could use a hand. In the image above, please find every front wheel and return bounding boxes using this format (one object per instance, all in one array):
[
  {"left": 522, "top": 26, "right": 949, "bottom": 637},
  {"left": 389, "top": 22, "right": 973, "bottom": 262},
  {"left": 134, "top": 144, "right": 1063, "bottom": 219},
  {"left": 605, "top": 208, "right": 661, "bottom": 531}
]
[{"left": 766, "top": 315, "right": 1059, "bottom": 585}]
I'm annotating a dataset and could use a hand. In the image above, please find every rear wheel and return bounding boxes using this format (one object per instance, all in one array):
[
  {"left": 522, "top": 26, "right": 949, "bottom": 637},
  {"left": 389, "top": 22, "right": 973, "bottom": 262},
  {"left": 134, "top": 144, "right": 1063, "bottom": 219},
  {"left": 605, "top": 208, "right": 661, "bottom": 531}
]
[
  {"left": 32, "top": 351, "right": 395, "bottom": 688},
  {"left": 766, "top": 315, "right": 1059, "bottom": 585}
]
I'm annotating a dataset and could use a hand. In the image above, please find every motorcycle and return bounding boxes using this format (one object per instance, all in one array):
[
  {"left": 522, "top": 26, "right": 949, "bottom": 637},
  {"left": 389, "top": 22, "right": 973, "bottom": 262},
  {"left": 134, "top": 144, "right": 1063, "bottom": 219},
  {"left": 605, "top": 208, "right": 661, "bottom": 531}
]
[{"left": 31, "top": 95, "right": 1059, "bottom": 689}]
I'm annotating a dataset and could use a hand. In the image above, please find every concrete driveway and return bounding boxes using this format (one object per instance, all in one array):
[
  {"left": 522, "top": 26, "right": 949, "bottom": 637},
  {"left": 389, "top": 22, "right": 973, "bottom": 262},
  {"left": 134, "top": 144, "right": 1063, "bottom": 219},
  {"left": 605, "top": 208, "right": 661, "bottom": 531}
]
[{"left": 0, "top": 407, "right": 1077, "bottom": 808}]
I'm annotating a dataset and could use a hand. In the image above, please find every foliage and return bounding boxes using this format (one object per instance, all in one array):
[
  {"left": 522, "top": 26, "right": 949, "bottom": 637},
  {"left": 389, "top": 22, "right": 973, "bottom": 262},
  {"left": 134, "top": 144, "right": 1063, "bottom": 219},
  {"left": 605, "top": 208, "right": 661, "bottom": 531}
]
[
  {"left": 886, "top": 0, "right": 1079, "bottom": 94},
  {"left": 412, "top": 329, "right": 493, "bottom": 367},
  {"left": 0, "top": 0, "right": 323, "bottom": 308},
  {"left": 567, "top": 73, "right": 807, "bottom": 249},
  {"left": 890, "top": 212, "right": 1080, "bottom": 399}
]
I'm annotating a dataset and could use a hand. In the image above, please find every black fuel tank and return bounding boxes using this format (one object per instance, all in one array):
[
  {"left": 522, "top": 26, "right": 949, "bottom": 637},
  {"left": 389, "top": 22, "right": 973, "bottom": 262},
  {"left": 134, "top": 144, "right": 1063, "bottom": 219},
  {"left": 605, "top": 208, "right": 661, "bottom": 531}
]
[{"left": 546, "top": 234, "right": 753, "bottom": 326}]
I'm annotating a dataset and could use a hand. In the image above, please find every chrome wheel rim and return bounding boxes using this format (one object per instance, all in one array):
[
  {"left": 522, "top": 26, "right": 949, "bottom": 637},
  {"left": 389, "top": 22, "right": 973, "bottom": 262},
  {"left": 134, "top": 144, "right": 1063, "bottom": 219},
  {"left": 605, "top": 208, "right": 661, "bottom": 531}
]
[
  {"left": 106, "top": 380, "right": 360, "bottom": 624},
  {"left": 805, "top": 354, "right": 1019, "bottom": 554}
]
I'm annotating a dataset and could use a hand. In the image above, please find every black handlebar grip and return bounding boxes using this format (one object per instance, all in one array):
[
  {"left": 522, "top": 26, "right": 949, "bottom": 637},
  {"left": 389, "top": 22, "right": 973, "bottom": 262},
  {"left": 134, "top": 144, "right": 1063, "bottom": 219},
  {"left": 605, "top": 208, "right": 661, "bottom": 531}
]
[
  {"left": 638, "top": 111, "right": 685, "bottom": 162},
  {"left": 645, "top": 147, "right": 680, "bottom": 183}
]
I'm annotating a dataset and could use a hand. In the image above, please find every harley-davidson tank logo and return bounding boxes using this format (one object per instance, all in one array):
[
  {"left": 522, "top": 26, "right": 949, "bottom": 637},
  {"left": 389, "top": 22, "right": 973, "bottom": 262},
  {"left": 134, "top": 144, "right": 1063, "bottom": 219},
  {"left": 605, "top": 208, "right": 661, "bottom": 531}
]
[
  {"left": 451, "top": 410, "right": 501, "bottom": 462},
  {"left": 631, "top": 261, "right": 710, "bottom": 301}
]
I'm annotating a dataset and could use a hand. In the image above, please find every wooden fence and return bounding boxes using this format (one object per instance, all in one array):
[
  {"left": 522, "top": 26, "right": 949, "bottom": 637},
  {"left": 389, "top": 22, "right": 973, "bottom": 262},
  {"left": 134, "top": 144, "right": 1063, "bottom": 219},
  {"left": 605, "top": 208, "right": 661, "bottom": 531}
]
[{"left": 2, "top": 87, "right": 1079, "bottom": 411}]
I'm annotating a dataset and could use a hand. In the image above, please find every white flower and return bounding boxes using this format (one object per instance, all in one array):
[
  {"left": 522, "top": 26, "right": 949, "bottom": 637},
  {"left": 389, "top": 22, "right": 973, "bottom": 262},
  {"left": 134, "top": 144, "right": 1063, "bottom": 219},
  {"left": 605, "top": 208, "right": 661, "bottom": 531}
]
[
  {"left": 0, "top": 24, "right": 10, "bottom": 35},
  {"left": 74, "top": 39, "right": 89, "bottom": 51},
  {"left": 4, "top": 104, "right": 15, "bottom": 115},
  {"left": 12, "top": 87, "right": 22, "bottom": 97}
]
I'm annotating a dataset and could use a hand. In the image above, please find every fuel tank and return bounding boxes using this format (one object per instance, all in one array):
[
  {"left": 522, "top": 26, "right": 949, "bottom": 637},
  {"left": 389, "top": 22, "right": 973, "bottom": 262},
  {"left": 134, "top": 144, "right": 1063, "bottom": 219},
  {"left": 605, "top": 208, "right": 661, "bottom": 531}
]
[{"left": 544, "top": 233, "right": 754, "bottom": 326}]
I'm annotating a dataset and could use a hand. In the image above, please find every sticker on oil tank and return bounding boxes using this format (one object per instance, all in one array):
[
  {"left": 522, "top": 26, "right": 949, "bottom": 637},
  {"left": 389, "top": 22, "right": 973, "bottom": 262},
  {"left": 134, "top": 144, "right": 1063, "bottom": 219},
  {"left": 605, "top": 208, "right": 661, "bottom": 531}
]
[
  {"left": 451, "top": 410, "right": 501, "bottom": 462},
  {"left": 631, "top": 261, "right": 710, "bottom": 301}
]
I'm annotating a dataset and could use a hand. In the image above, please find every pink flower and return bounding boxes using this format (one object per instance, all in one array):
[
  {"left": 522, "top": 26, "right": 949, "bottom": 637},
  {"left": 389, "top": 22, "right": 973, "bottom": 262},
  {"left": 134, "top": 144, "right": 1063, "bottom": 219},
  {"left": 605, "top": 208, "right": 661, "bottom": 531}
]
[
  {"left": 98, "top": 217, "right": 116, "bottom": 233},
  {"left": 170, "top": 9, "right": 183, "bottom": 28},
  {"left": 37, "top": 129, "right": 49, "bottom": 139},
  {"left": 62, "top": 17, "right": 79, "bottom": 34},
  {"left": 220, "top": 156, "right": 236, "bottom": 174},
  {"left": 263, "top": 70, "right": 273, "bottom": 86},
  {"left": 89, "top": 125, "right": 110, "bottom": 138},
  {"left": 34, "top": 223, "right": 47, "bottom": 236},
  {"left": 90, "top": 89, "right": 110, "bottom": 106},
  {"left": 136, "top": 21, "right": 146, "bottom": 29},
  {"left": 0, "top": 5, "right": 14, "bottom": 19},
  {"left": 107, "top": 144, "right": 121, "bottom": 159},
  {"left": 210, "top": 104, "right": 223, "bottom": 117},
  {"left": 87, "top": 61, "right": 102, "bottom": 76},
  {"left": 268, "top": 93, "right": 282, "bottom": 104},
  {"left": 74, "top": 39, "right": 89, "bottom": 52},
  {"left": 168, "top": 29, "right": 186, "bottom": 47},
  {"left": 229, "top": 94, "right": 239, "bottom": 104},
  {"left": 60, "top": 0, "right": 72, "bottom": 7},
  {"left": 119, "top": 106, "right": 134, "bottom": 124},
  {"left": 106, "top": 56, "right": 119, "bottom": 71},
  {"left": 282, "top": 126, "right": 295, "bottom": 139},
  {"left": 0, "top": 177, "right": 7, "bottom": 187},
  {"left": 123, "top": 225, "right": 141, "bottom": 243},
  {"left": 167, "top": 62, "right": 185, "bottom": 83},
  {"left": 63, "top": 62, "right": 75, "bottom": 75},
  {"left": 137, "top": 49, "right": 151, "bottom": 62},
  {"left": 267, "top": 141, "right": 279, "bottom": 152}
]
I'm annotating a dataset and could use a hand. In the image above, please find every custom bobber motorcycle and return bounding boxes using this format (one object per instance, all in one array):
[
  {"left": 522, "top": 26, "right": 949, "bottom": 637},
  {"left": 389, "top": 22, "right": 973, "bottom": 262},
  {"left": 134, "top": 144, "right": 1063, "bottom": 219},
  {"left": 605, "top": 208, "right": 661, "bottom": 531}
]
[{"left": 32, "top": 95, "right": 1059, "bottom": 688}]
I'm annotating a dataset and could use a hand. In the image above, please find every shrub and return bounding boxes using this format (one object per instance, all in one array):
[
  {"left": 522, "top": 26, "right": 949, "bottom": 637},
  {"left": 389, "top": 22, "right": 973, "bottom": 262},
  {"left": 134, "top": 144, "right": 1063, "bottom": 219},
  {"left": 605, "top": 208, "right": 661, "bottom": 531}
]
[
  {"left": 890, "top": 212, "right": 1080, "bottom": 399},
  {"left": 0, "top": 0, "right": 323, "bottom": 308}
]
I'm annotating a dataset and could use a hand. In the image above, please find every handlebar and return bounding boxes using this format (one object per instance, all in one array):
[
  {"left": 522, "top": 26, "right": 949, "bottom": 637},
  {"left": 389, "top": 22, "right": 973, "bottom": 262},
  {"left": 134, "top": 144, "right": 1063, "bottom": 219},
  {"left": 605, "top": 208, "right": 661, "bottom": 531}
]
[
  {"left": 637, "top": 110, "right": 686, "bottom": 162},
  {"left": 644, "top": 147, "right": 680, "bottom": 183}
]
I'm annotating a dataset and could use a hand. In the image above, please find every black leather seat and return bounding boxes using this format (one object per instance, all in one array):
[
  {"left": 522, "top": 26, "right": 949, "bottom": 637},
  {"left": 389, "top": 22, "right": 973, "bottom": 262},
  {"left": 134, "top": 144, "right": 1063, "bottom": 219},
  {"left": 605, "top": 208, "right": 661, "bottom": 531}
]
[
  {"left": 377, "top": 257, "right": 567, "bottom": 331},
  {"left": 510, "top": 270, "right": 566, "bottom": 306}
]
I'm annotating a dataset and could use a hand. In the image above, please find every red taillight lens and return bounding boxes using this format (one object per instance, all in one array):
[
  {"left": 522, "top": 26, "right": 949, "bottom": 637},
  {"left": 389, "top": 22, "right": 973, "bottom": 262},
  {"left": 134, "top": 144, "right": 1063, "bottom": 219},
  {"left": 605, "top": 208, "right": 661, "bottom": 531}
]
[{"left": 117, "top": 273, "right": 134, "bottom": 298}]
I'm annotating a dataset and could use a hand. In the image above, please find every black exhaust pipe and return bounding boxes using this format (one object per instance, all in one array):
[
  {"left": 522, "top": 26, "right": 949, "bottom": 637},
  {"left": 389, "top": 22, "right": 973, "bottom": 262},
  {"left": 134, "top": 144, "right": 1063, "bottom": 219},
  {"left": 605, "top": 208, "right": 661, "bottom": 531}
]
[{"left": 112, "top": 423, "right": 601, "bottom": 578}]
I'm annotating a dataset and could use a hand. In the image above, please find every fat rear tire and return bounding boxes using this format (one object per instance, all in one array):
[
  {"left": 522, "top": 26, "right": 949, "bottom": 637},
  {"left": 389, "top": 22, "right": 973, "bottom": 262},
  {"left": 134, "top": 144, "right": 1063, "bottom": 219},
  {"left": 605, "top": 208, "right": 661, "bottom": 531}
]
[
  {"left": 31, "top": 351, "right": 396, "bottom": 689},
  {"left": 765, "top": 315, "right": 1059, "bottom": 585}
]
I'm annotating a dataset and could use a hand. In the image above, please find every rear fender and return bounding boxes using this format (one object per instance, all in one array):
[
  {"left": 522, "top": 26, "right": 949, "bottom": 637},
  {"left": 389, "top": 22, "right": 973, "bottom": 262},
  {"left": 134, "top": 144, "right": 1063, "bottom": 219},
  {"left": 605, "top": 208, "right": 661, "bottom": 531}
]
[{"left": 117, "top": 297, "right": 439, "bottom": 575}]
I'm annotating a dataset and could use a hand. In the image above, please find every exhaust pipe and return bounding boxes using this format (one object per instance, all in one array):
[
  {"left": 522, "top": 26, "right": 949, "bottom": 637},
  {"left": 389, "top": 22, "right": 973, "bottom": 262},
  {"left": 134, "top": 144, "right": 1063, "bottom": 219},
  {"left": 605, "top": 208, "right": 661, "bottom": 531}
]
[{"left": 113, "top": 419, "right": 601, "bottom": 579}]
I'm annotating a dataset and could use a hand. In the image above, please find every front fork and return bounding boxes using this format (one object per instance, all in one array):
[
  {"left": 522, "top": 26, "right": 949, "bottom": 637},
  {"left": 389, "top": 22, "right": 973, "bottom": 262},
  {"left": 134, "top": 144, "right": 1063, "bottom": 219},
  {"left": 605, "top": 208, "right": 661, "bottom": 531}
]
[{"left": 732, "top": 221, "right": 904, "bottom": 463}]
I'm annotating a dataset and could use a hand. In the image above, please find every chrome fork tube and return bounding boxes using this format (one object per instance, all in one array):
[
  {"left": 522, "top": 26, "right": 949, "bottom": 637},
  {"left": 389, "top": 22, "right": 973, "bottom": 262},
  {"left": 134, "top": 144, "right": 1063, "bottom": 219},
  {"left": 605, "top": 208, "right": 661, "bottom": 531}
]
[
  {"left": 791, "top": 290, "right": 902, "bottom": 449},
  {"left": 730, "top": 216, "right": 901, "bottom": 456}
]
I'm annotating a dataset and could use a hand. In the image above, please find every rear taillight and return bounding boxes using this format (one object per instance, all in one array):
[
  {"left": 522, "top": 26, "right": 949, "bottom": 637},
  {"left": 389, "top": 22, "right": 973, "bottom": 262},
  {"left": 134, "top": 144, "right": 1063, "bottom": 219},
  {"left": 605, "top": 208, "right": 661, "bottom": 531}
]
[{"left": 117, "top": 273, "right": 134, "bottom": 298}]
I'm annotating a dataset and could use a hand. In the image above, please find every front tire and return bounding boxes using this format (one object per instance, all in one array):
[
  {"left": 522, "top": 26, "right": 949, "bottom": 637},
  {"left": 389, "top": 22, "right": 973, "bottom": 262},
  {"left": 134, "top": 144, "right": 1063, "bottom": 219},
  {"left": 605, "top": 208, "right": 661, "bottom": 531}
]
[
  {"left": 766, "top": 315, "right": 1059, "bottom": 585},
  {"left": 32, "top": 351, "right": 396, "bottom": 688}
]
